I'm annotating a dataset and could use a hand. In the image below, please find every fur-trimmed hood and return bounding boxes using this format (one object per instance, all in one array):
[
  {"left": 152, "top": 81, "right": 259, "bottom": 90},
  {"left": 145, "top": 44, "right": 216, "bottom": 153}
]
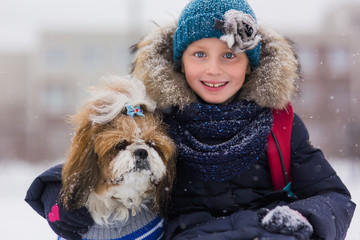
[{"left": 131, "top": 23, "right": 299, "bottom": 110}]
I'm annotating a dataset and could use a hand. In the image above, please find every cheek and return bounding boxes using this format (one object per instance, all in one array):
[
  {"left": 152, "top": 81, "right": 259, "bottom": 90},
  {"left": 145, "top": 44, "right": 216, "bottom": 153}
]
[
  {"left": 184, "top": 66, "right": 197, "bottom": 84},
  {"left": 234, "top": 72, "right": 246, "bottom": 86},
  {"left": 229, "top": 66, "right": 247, "bottom": 85},
  {"left": 185, "top": 73, "right": 196, "bottom": 89},
  {"left": 183, "top": 61, "right": 202, "bottom": 83},
  {"left": 109, "top": 151, "right": 135, "bottom": 176}
]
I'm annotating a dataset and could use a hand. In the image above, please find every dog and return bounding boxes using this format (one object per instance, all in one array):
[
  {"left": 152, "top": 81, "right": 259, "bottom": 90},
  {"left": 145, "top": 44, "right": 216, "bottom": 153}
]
[{"left": 59, "top": 76, "right": 176, "bottom": 239}]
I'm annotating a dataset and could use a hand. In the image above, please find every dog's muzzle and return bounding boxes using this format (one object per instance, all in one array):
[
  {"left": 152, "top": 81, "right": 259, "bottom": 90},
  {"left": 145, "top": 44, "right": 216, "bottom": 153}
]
[{"left": 106, "top": 147, "right": 158, "bottom": 185}]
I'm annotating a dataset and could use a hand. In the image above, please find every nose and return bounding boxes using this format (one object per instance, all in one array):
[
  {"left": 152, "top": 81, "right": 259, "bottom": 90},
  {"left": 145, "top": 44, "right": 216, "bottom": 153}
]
[
  {"left": 134, "top": 149, "right": 150, "bottom": 170},
  {"left": 206, "top": 58, "right": 223, "bottom": 75},
  {"left": 134, "top": 149, "right": 148, "bottom": 159}
]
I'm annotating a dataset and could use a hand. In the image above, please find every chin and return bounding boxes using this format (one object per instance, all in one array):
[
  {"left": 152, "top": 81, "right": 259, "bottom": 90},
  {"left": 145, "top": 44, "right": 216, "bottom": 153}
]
[
  {"left": 197, "top": 94, "right": 235, "bottom": 105},
  {"left": 60, "top": 76, "right": 176, "bottom": 237}
]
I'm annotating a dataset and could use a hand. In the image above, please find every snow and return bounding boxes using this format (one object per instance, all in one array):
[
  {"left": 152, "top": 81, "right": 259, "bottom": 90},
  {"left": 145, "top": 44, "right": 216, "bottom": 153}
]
[
  {"left": 0, "top": 161, "right": 58, "bottom": 239},
  {"left": 0, "top": 159, "right": 359, "bottom": 240}
]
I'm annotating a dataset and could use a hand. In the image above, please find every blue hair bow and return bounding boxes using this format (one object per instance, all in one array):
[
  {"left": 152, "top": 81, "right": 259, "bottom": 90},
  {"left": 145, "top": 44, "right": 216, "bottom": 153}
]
[{"left": 126, "top": 105, "right": 145, "bottom": 117}]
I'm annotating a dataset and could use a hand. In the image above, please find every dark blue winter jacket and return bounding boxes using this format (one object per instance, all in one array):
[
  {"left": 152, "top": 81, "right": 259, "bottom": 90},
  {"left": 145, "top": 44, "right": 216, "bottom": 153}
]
[{"left": 164, "top": 114, "right": 355, "bottom": 240}]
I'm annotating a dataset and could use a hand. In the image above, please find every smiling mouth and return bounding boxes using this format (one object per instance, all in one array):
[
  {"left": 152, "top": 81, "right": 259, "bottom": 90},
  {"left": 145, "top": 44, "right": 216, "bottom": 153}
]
[{"left": 201, "top": 81, "right": 228, "bottom": 88}]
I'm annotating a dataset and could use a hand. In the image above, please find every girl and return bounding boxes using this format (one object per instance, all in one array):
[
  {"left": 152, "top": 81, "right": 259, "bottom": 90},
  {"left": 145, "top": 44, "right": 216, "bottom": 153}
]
[{"left": 26, "top": 0, "right": 355, "bottom": 239}]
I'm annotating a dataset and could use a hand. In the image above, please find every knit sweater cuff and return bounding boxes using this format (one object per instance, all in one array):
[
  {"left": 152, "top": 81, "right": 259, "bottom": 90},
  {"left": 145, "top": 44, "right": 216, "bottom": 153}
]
[{"left": 81, "top": 207, "right": 163, "bottom": 240}]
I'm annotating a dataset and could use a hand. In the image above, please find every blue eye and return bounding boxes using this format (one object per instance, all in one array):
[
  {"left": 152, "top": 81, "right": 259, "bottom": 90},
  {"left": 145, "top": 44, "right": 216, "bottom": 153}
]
[
  {"left": 224, "top": 52, "right": 235, "bottom": 59},
  {"left": 194, "top": 52, "right": 205, "bottom": 58}
]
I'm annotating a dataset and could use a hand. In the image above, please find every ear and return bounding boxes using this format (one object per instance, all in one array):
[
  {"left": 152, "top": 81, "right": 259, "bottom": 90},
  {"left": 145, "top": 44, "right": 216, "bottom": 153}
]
[
  {"left": 60, "top": 120, "right": 101, "bottom": 210},
  {"left": 246, "top": 64, "right": 251, "bottom": 74},
  {"left": 151, "top": 132, "right": 177, "bottom": 218},
  {"left": 153, "top": 152, "right": 176, "bottom": 219},
  {"left": 180, "top": 61, "right": 185, "bottom": 73}
]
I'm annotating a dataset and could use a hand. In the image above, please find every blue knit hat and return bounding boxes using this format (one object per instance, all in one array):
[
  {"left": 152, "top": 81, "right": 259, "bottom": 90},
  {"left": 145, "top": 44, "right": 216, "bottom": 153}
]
[{"left": 173, "top": 0, "right": 261, "bottom": 69}]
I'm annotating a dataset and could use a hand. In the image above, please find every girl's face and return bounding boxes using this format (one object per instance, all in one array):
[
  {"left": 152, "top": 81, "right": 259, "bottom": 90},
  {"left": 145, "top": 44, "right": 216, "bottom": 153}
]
[{"left": 182, "top": 38, "right": 249, "bottom": 104}]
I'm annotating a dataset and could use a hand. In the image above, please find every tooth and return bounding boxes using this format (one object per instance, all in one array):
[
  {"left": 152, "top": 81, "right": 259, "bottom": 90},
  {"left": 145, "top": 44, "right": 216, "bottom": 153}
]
[{"left": 203, "top": 82, "right": 226, "bottom": 87}]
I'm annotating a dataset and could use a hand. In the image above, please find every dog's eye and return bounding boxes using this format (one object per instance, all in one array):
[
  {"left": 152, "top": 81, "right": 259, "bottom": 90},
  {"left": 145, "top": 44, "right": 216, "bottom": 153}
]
[
  {"left": 115, "top": 141, "right": 129, "bottom": 151},
  {"left": 146, "top": 141, "right": 156, "bottom": 148}
]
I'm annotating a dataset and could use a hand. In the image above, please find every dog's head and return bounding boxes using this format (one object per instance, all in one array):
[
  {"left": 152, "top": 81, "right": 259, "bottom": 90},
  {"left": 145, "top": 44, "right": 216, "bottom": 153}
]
[{"left": 60, "top": 76, "right": 176, "bottom": 222}]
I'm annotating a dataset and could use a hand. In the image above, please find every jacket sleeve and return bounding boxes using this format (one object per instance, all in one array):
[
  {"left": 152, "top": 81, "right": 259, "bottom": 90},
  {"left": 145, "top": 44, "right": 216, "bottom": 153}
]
[
  {"left": 24, "top": 164, "right": 63, "bottom": 218},
  {"left": 288, "top": 114, "right": 355, "bottom": 240}
]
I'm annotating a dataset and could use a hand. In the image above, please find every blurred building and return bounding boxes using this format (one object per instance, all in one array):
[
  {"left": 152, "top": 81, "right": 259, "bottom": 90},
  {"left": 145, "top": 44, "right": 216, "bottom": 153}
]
[
  {"left": 25, "top": 31, "right": 140, "bottom": 161},
  {"left": 0, "top": 3, "right": 359, "bottom": 162},
  {"left": 0, "top": 53, "right": 29, "bottom": 160},
  {"left": 290, "top": 4, "right": 360, "bottom": 159},
  {"left": 0, "top": 31, "right": 141, "bottom": 162}
]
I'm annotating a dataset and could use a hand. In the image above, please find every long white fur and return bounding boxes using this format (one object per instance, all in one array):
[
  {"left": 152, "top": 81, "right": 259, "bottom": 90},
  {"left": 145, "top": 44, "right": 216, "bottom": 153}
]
[{"left": 88, "top": 75, "right": 156, "bottom": 124}]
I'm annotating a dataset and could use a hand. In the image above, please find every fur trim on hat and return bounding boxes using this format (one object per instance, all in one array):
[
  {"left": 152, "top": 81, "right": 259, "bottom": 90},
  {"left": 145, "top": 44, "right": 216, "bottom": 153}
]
[{"left": 131, "top": 23, "right": 299, "bottom": 110}]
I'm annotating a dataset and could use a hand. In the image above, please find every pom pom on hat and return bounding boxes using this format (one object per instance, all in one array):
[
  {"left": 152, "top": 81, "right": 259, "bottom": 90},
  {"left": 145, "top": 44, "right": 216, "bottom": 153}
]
[{"left": 173, "top": 0, "right": 261, "bottom": 69}]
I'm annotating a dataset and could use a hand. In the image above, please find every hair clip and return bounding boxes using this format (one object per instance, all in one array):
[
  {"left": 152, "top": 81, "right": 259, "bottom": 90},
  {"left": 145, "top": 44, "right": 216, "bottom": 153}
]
[{"left": 126, "top": 105, "right": 145, "bottom": 117}]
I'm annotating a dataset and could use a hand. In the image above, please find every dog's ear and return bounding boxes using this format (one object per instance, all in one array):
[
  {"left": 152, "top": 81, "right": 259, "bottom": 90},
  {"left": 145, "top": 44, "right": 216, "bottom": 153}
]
[
  {"left": 153, "top": 152, "right": 176, "bottom": 219},
  {"left": 150, "top": 129, "right": 177, "bottom": 218},
  {"left": 60, "top": 115, "right": 101, "bottom": 210}
]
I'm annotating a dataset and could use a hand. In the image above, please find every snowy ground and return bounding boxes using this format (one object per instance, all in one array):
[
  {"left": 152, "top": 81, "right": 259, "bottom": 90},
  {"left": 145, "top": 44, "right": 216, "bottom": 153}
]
[{"left": 0, "top": 159, "right": 359, "bottom": 240}]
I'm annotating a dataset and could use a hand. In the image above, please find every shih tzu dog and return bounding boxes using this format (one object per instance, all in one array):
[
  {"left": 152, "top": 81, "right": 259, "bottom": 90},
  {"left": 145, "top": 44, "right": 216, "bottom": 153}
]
[{"left": 60, "top": 76, "right": 176, "bottom": 239}]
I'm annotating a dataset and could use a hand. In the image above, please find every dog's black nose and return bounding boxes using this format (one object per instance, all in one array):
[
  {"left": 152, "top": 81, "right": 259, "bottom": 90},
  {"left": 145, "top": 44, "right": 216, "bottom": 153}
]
[
  {"left": 134, "top": 149, "right": 148, "bottom": 159},
  {"left": 134, "top": 149, "right": 150, "bottom": 170}
]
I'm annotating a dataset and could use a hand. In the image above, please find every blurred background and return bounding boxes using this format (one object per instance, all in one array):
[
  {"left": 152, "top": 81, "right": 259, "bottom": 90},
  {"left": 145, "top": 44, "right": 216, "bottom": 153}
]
[{"left": 0, "top": 0, "right": 359, "bottom": 239}]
